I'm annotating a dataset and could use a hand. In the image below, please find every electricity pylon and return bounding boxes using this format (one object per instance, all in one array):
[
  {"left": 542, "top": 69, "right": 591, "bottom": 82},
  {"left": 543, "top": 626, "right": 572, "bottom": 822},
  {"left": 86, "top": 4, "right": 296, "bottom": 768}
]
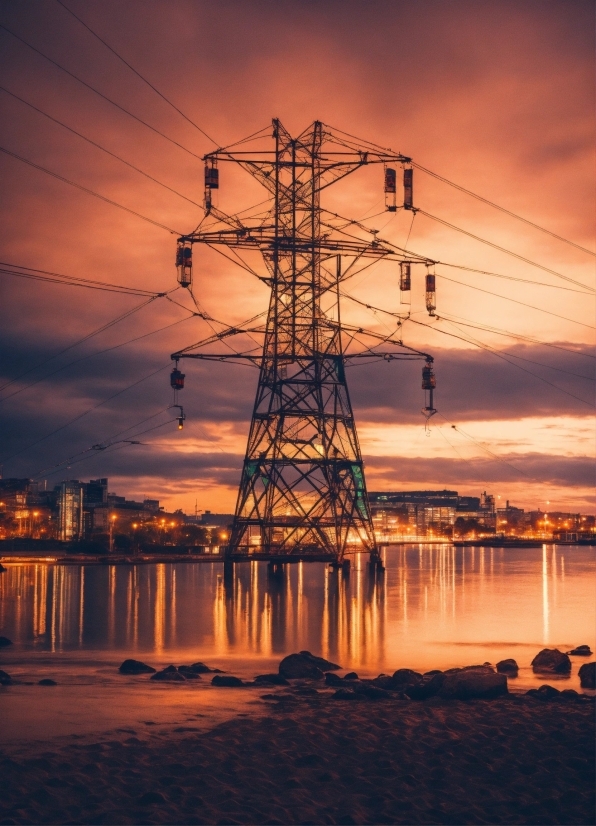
[{"left": 172, "top": 120, "right": 435, "bottom": 563}]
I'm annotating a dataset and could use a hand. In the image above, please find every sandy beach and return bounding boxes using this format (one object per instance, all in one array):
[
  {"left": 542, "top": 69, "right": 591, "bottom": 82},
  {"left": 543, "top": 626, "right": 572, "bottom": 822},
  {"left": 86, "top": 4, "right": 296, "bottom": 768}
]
[{"left": 0, "top": 684, "right": 594, "bottom": 825}]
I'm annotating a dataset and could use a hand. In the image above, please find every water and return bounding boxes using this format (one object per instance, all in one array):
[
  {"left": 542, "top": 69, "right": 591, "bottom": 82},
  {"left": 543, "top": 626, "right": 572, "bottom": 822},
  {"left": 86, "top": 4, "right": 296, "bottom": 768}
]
[{"left": 1, "top": 545, "right": 594, "bottom": 742}]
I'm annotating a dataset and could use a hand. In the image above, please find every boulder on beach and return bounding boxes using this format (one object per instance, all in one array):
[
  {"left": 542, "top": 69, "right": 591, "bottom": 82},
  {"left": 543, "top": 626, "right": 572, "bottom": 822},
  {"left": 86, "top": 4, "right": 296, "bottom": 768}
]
[
  {"left": 0, "top": 563, "right": 7, "bottom": 573},
  {"left": 568, "top": 645, "right": 592, "bottom": 656},
  {"left": 190, "top": 662, "right": 221, "bottom": 673},
  {"left": 0, "top": 636, "right": 13, "bottom": 647},
  {"left": 212, "top": 675, "right": 243, "bottom": 687},
  {"left": 332, "top": 687, "right": 361, "bottom": 701},
  {"left": 578, "top": 662, "right": 595, "bottom": 689},
  {"left": 150, "top": 666, "right": 186, "bottom": 682},
  {"left": 38, "top": 678, "right": 57, "bottom": 686},
  {"left": 496, "top": 658, "right": 519, "bottom": 675},
  {"left": 278, "top": 652, "right": 334, "bottom": 679},
  {"left": 298, "top": 651, "right": 340, "bottom": 670},
  {"left": 531, "top": 648, "right": 571, "bottom": 673},
  {"left": 405, "top": 672, "right": 444, "bottom": 700},
  {"left": 526, "top": 684, "right": 560, "bottom": 701},
  {"left": 177, "top": 666, "right": 202, "bottom": 679},
  {"left": 343, "top": 672, "right": 359, "bottom": 681},
  {"left": 254, "top": 673, "right": 289, "bottom": 686},
  {"left": 118, "top": 658, "right": 156, "bottom": 675},
  {"left": 0, "top": 669, "right": 13, "bottom": 685},
  {"left": 438, "top": 667, "right": 507, "bottom": 700},
  {"left": 391, "top": 669, "right": 424, "bottom": 689},
  {"left": 325, "top": 672, "right": 344, "bottom": 686}
]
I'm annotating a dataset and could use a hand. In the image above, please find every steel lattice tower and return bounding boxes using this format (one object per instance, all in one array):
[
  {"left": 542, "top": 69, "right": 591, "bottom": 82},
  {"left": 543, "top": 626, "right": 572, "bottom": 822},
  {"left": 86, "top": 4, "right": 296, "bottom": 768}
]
[{"left": 172, "top": 120, "right": 436, "bottom": 563}]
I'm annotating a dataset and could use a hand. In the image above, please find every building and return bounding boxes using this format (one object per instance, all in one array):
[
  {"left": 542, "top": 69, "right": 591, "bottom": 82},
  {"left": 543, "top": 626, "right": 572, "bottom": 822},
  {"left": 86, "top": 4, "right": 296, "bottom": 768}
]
[{"left": 58, "top": 481, "right": 84, "bottom": 541}]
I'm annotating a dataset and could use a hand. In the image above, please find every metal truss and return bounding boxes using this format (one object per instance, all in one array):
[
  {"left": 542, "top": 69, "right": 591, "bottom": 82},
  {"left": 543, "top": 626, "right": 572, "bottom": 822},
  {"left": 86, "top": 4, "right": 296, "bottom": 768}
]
[{"left": 172, "top": 120, "right": 435, "bottom": 562}]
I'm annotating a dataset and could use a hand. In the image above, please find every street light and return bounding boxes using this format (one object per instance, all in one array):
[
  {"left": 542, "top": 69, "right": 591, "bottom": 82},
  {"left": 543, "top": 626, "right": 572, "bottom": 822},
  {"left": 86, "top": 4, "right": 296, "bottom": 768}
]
[{"left": 109, "top": 513, "right": 117, "bottom": 553}]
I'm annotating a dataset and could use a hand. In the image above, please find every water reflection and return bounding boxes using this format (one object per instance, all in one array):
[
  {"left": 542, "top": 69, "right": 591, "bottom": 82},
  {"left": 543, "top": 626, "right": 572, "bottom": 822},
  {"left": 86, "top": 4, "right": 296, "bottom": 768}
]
[{"left": 0, "top": 546, "right": 594, "bottom": 675}]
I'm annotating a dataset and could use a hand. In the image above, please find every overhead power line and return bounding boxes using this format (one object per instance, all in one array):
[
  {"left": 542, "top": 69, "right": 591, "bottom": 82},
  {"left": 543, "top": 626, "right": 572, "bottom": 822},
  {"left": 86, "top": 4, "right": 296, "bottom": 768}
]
[
  {"left": 0, "top": 261, "right": 162, "bottom": 295},
  {"left": 0, "top": 294, "right": 161, "bottom": 394},
  {"left": 435, "top": 313, "right": 596, "bottom": 360},
  {"left": 419, "top": 209, "right": 594, "bottom": 292},
  {"left": 54, "top": 0, "right": 218, "bottom": 147},
  {"left": 0, "top": 86, "right": 203, "bottom": 209},
  {"left": 0, "top": 24, "right": 204, "bottom": 161},
  {"left": 413, "top": 162, "right": 596, "bottom": 258},
  {"left": 0, "top": 145, "right": 179, "bottom": 233},
  {"left": 0, "top": 363, "right": 170, "bottom": 465},
  {"left": 407, "top": 317, "right": 594, "bottom": 409},
  {"left": 0, "top": 313, "right": 194, "bottom": 404},
  {"left": 436, "top": 272, "right": 595, "bottom": 330}
]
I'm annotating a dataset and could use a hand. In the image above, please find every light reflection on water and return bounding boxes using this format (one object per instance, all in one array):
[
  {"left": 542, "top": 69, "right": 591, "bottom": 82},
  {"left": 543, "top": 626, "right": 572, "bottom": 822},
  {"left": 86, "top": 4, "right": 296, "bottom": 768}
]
[{"left": 1, "top": 545, "right": 594, "bottom": 685}]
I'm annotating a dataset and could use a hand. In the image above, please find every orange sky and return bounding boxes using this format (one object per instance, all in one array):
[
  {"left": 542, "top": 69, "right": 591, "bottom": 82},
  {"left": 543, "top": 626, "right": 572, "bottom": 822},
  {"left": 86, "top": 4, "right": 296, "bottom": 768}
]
[{"left": 0, "top": 0, "right": 594, "bottom": 513}]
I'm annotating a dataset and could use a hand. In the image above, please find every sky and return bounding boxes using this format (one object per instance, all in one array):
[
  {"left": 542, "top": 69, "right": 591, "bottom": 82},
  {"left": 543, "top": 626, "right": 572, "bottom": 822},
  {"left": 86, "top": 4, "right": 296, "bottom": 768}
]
[{"left": 0, "top": 0, "right": 594, "bottom": 515}]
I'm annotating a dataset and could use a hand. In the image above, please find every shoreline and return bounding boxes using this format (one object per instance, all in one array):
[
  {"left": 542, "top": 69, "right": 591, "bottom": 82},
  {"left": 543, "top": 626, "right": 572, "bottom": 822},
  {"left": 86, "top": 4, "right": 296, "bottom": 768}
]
[
  {"left": 1, "top": 539, "right": 594, "bottom": 566},
  {"left": 0, "top": 690, "right": 593, "bottom": 825}
]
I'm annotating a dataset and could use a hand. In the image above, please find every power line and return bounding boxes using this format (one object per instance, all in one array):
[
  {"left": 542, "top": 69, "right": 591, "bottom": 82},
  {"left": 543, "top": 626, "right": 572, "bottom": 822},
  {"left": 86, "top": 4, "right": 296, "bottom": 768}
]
[
  {"left": 0, "top": 261, "right": 162, "bottom": 295},
  {"left": 1, "top": 363, "right": 170, "bottom": 465},
  {"left": 0, "top": 145, "right": 180, "bottom": 233},
  {"left": 340, "top": 290, "right": 595, "bottom": 401},
  {"left": 0, "top": 86, "right": 204, "bottom": 208},
  {"left": 438, "top": 261, "right": 593, "bottom": 294},
  {"left": 0, "top": 295, "right": 161, "bottom": 394},
  {"left": 436, "top": 272, "right": 595, "bottom": 330},
  {"left": 413, "top": 162, "right": 596, "bottom": 258},
  {"left": 0, "top": 23, "right": 204, "bottom": 161},
  {"left": 408, "top": 317, "right": 594, "bottom": 408},
  {"left": 419, "top": 208, "right": 594, "bottom": 292},
  {"left": 0, "top": 312, "right": 193, "bottom": 403},
  {"left": 54, "top": 0, "right": 218, "bottom": 146},
  {"left": 439, "top": 416, "right": 532, "bottom": 479},
  {"left": 436, "top": 313, "right": 596, "bottom": 360}
]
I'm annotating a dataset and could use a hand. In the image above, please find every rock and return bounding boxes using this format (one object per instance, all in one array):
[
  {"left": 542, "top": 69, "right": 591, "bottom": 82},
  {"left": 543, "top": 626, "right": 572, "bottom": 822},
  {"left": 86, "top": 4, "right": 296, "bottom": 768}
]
[
  {"left": 356, "top": 685, "right": 391, "bottom": 700},
  {"left": 560, "top": 689, "right": 580, "bottom": 700},
  {"left": 578, "top": 662, "right": 595, "bottom": 689},
  {"left": 531, "top": 648, "right": 571, "bottom": 673},
  {"left": 190, "top": 662, "right": 219, "bottom": 673},
  {"left": 568, "top": 645, "right": 592, "bottom": 656},
  {"left": 118, "top": 659, "right": 156, "bottom": 675},
  {"left": 0, "top": 563, "right": 7, "bottom": 573},
  {"left": 150, "top": 668, "right": 186, "bottom": 682},
  {"left": 298, "top": 650, "right": 341, "bottom": 670},
  {"left": 0, "top": 636, "right": 13, "bottom": 647},
  {"left": 38, "top": 679, "right": 57, "bottom": 686},
  {"left": 526, "top": 684, "right": 560, "bottom": 701},
  {"left": 254, "top": 673, "right": 289, "bottom": 685},
  {"left": 405, "top": 672, "right": 444, "bottom": 700},
  {"left": 279, "top": 653, "right": 325, "bottom": 680},
  {"left": 371, "top": 674, "right": 395, "bottom": 690},
  {"left": 391, "top": 668, "right": 424, "bottom": 689},
  {"left": 177, "top": 666, "right": 202, "bottom": 679},
  {"left": 212, "top": 675, "right": 243, "bottom": 687},
  {"left": 0, "top": 669, "right": 13, "bottom": 685},
  {"left": 324, "top": 672, "right": 344, "bottom": 686},
  {"left": 332, "top": 688, "right": 360, "bottom": 700},
  {"left": 496, "top": 658, "right": 519, "bottom": 675},
  {"left": 343, "top": 672, "right": 359, "bottom": 681},
  {"left": 439, "top": 668, "right": 507, "bottom": 700}
]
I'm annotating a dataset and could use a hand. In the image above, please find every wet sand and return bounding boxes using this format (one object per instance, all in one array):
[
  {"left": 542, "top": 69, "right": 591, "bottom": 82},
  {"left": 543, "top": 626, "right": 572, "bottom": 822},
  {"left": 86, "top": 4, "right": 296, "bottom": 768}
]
[{"left": 0, "top": 690, "right": 593, "bottom": 825}]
